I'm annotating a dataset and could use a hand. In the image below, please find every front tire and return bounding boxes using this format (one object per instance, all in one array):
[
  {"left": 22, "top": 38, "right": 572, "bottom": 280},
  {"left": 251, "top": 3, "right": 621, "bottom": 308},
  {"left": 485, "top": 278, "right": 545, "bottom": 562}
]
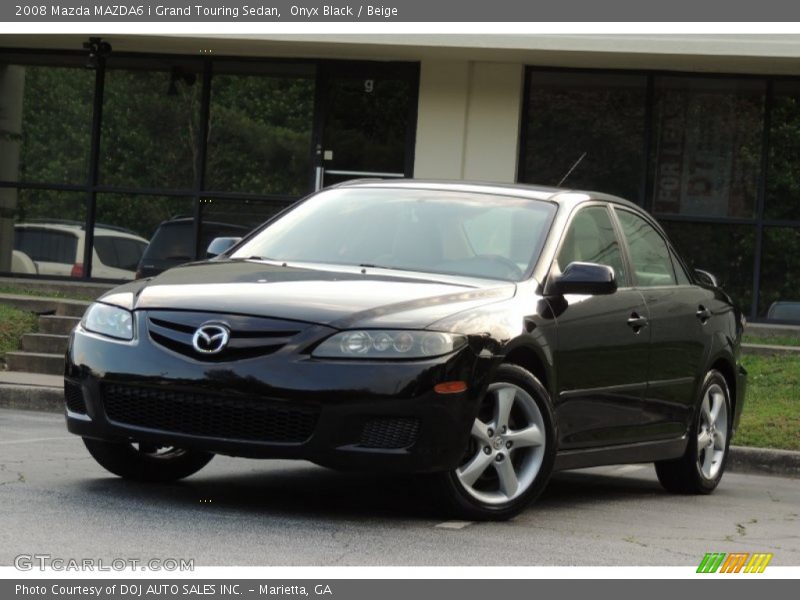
[
  {"left": 655, "top": 370, "right": 732, "bottom": 494},
  {"left": 83, "top": 438, "right": 214, "bottom": 482},
  {"left": 434, "top": 364, "right": 556, "bottom": 520}
]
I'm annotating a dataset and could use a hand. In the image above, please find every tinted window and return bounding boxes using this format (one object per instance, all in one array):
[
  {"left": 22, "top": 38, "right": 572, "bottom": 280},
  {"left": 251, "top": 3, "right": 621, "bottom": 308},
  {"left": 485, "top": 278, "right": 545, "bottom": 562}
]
[
  {"left": 94, "top": 235, "right": 146, "bottom": 270},
  {"left": 141, "top": 222, "right": 195, "bottom": 262},
  {"left": 557, "top": 206, "right": 628, "bottom": 286},
  {"left": 670, "top": 249, "right": 692, "bottom": 285},
  {"left": 520, "top": 71, "right": 647, "bottom": 202},
  {"left": 616, "top": 209, "right": 677, "bottom": 287},
  {"left": 14, "top": 229, "right": 78, "bottom": 264}
]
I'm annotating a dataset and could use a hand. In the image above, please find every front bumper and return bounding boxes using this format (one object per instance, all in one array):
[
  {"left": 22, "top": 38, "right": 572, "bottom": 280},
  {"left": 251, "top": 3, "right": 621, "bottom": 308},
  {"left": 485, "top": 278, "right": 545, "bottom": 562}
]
[{"left": 64, "top": 323, "right": 491, "bottom": 474}]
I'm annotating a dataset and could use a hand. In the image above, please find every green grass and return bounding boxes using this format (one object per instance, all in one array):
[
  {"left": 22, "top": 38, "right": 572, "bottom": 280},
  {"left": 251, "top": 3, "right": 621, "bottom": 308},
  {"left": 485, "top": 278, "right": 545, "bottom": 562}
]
[
  {"left": 0, "top": 304, "right": 38, "bottom": 360},
  {"left": 743, "top": 334, "right": 800, "bottom": 347},
  {"left": 737, "top": 354, "right": 800, "bottom": 451},
  {"left": 0, "top": 284, "right": 96, "bottom": 302}
]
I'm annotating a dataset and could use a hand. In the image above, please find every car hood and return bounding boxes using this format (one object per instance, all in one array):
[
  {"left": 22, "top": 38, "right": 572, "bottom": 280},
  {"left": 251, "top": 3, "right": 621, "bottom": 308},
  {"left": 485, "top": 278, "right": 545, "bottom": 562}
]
[{"left": 101, "top": 260, "right": 517, "bottom": 330}]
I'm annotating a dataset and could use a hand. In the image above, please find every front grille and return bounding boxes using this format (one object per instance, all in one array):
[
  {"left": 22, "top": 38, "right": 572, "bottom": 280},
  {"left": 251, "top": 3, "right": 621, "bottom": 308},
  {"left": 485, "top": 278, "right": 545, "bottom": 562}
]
[
  {"left": 146, "top": 311, "right": 304, "bottom": 361},
  {"left": 102, "top": 384, "right": 318, "bottom": 444},
  {"left": 64, "top": 381, "right": 87, "bottom": 414},
  {"left": 359, "top": 417, "right": 421, "bottom": 449}
]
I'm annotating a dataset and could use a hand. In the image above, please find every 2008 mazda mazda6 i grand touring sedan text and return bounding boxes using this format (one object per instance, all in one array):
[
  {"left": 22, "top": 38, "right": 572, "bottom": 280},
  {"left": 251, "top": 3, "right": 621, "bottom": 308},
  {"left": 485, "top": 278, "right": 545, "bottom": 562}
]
[{"left": 64, "top": 180, "right": 747, "bottom": 520}]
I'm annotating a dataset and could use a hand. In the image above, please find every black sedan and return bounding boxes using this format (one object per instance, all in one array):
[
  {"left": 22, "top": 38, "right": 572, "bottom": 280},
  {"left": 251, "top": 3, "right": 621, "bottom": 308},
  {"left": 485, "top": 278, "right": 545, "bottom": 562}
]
[{"left": 64, "top": 180, "right": 747, "bottom": 520}]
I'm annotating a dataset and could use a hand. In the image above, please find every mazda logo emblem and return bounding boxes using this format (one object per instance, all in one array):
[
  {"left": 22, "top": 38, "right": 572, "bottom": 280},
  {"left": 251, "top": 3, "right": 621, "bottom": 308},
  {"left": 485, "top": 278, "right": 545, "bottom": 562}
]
[{"left": 191, "top": 324, "right": 230, "bottom": 354}]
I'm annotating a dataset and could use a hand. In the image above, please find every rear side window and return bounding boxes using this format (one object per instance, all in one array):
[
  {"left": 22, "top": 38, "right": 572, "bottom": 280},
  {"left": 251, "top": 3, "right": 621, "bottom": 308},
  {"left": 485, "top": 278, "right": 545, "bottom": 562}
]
[
  {"left": 557, "top": 205, "right": 629, "bottom": 286},
  {"left": 95, "top": 236, "right": 146, "bottom": 270},
  {"left": 615, "top": 209, "right": 677, "bottom": 287},
  {"left": 142, "top": 223, "right": 194, "bottom": 262},
  {"left": 14, "top": 229, "right": 78, "bottom": 264}
]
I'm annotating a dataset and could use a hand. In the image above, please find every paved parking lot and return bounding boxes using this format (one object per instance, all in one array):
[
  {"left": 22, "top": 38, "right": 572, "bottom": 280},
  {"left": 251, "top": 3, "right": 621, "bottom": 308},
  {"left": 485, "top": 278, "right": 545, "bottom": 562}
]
[{"left": 1, "top": 408, "right": 798, "bottom": 566}]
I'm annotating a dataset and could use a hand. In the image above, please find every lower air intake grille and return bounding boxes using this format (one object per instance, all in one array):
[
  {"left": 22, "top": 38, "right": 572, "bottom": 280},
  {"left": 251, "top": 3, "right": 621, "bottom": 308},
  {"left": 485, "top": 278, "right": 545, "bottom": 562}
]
[
  {"left": 102, "top": 384, "right": 318, "bottom": 444},
  {"left": 64, "top": 381, "right": 87, "bottom": 414},
  {"left": 359, "top": 417, "right": 421, "bottom": 449}
]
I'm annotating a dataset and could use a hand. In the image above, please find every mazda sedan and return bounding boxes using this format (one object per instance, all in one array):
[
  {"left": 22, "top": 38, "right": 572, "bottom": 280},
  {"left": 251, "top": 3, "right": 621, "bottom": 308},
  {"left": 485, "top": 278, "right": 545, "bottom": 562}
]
[{"left": 65, "top": 180, "right": 747, "bottom": 520}]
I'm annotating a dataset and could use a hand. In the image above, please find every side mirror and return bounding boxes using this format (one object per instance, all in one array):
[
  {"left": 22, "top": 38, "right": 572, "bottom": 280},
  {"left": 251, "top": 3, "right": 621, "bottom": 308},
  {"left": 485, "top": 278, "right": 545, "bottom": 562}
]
[
  {"left": 206, "top": 237, "right": 241, "bottom": 259},
  {"left": 694, "top": 269, "right": 719, "bottom": 288},
  {"left": 550, "top": 261, "right": 617, "bottom": 296}
]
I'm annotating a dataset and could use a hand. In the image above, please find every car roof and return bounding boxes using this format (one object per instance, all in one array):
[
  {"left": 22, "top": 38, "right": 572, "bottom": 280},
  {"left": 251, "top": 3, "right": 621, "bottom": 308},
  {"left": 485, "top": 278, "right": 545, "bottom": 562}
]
[
  {"left": 15, "top": 222, "right": 148, "bottom": 242},
  {"left": 334, "top": 178, "right": 641, "bottom": 212}
]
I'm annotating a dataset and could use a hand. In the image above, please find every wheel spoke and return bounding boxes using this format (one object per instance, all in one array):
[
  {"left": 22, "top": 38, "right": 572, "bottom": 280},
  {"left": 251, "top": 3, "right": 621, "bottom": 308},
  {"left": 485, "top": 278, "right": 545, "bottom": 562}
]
[
  {"left": 506, "top": 424, "right": 544, "bottom": 448},
  {"left": 494, "top": 386, "right": 516, "bottom": 430},
  {"left": 709, "top": 391, "right": 723, "bottom": 424},
  {"left": 702, "top": 445, "right": 714, "bottom": 477},
  {"left": 713, "top": 429, "right": 726, "bottom": 450},
  {"left": 697, "top": 430, "right": 712, "bottom": 449},
  {"left": 701, "top": 393, "right": 712, "bottom": 426},
  {"left": 471, "top": 419, "right": 492, "bottom": 445},
  {"left": 457, "top": 450, "right": 494, "bottom": 487},
  {"left": 494, "top": 458, "right": 519, "bottom": 497}
]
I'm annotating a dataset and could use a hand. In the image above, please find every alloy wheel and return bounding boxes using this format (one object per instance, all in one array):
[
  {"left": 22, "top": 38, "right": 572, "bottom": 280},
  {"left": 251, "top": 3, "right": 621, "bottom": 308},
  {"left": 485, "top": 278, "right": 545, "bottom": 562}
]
[
  {"left": 697, "top": 383, "right": 728, "bottom": 480},
  {"left": 456, "top": 382, "right": 546, "bottom": 504}
]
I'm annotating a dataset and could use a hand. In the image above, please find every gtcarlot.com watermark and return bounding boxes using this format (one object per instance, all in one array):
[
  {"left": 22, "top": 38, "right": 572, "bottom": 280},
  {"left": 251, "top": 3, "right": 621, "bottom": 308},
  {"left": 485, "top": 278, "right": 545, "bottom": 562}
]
[{"left": 14, "top": 554, "right": 194, "bottom": 572}]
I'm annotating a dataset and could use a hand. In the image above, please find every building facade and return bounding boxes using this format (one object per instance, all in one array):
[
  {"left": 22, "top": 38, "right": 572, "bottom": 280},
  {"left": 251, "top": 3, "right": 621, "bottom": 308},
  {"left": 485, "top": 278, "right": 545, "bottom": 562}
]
[{"left": 1, "top": 34, "right": 800, "bottom": 322}]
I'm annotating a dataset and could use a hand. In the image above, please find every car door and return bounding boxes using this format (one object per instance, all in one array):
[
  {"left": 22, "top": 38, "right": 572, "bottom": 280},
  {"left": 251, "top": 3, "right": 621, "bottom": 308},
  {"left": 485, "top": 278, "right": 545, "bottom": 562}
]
[
  {"left": 613, "top": 207, "right": 713, "bottom": 440},
  {"left": 550, "top": 204, "right": 651, "bottom": 450}
]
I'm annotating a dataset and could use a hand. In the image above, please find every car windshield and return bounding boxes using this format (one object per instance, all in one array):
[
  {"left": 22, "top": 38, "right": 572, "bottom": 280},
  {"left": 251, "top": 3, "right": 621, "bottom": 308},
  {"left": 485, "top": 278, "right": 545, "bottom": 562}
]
[{"left": 231, "top": 187, "right": 556, "bottom": 282}]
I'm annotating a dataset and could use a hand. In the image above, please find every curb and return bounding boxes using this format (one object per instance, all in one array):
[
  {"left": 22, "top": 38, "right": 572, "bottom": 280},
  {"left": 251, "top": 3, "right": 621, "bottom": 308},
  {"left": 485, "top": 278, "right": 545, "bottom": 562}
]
[
  {"left": 727, "top": 446, "right": 800, "bottom": 478},
  {"left": 0, "top": 384, "right": 63, "bottom": 413},
  {"left": 0, "top": 385, "right": 798, "bottom": 478}
]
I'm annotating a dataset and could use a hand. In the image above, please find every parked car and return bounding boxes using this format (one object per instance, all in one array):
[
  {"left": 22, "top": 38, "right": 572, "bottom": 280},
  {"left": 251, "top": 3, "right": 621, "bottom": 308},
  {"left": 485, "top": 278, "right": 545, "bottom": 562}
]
[
  {"left": 13, "top": 222, "right": 148, "bottom": 280},
  {"left": 135, "top": 217, "right": 251, "bottom": 279},
  {"left": 64, "top": 180, "right": 747, "bottom": 520}
]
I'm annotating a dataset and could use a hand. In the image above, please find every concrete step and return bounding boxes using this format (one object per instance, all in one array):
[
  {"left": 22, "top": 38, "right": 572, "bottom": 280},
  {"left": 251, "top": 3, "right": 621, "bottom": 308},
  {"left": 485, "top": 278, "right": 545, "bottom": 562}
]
[
  {"left": 0, "top": 293, "right": 90, "bottom": 318},
  {"left": 4, "top": 351, "right": 64, "bottom": 375},
  {"left": 38, "top": 315, "right": 81, "bottom": 336},
  {"left": 20, "top": 333, "right": 69, "bottom": 354},
  {"left": 0, "top": 276, "right": 110, "bottom": 300},
  {"left": 742, "top": 343, "right": 800, "bottom": 357}
]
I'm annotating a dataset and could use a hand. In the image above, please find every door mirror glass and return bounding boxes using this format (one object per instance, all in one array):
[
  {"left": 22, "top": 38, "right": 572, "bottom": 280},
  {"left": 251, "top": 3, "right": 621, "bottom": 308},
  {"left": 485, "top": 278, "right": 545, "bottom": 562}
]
[
  {"left": 551, "top": 261, "right": 618, "bottom": 296},
  {"left": 206, "top": 236, "right": 241, "bottom": 258},
  {"left": 694, "top": 268, "right": 720, "bottom": 288}
]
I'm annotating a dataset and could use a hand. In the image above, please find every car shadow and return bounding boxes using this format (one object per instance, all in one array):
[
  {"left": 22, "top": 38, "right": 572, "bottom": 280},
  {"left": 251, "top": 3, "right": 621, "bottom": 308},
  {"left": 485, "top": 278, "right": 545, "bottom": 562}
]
[{"left": 75, "top": 461, "right": 669, "bottom": 522}]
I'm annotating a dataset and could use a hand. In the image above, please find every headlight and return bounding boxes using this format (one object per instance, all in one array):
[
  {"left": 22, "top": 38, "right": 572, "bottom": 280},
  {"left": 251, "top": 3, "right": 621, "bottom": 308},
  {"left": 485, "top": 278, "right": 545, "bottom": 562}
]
[
  {"left": 82, "top": 303, "right": 134, "bottom": 341},
  {"left": 312, "top": 330, "right": 466, "bottom": 359}
]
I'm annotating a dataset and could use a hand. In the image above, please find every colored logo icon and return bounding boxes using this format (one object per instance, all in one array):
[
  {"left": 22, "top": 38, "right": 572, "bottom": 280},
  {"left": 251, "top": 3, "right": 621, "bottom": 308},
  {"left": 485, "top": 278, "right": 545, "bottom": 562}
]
[{"left": 697, "top": 552, "right": 773, "bottom": 573}]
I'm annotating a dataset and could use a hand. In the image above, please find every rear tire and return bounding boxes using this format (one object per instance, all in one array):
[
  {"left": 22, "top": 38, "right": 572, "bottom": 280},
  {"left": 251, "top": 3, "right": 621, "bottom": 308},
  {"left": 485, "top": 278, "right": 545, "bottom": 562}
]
[
  {"left": 655, "top": 370, "right": 732, "bottom": 494},
  {"left": 433, "top": 364, "right": 556, "bottom": 521},
  {"left": 83, "top": 438, "right": 214, "bottom": 482}
]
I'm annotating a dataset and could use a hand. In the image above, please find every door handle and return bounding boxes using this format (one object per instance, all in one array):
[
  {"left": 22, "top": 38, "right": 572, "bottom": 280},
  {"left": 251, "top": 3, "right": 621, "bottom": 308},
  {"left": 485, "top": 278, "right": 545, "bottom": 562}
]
[
  {"left": 696, "top": 305, "right": 712, "bottom": 324},
  {"left": 627, "top": 312, "right": 648, "bottom": 334}
]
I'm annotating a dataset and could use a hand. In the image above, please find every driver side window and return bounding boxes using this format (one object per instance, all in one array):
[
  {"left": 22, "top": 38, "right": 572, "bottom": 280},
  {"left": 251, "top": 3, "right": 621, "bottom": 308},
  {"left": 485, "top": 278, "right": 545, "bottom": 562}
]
[{"left": 557, "top": 206, "right": 629, "bottom": 287}]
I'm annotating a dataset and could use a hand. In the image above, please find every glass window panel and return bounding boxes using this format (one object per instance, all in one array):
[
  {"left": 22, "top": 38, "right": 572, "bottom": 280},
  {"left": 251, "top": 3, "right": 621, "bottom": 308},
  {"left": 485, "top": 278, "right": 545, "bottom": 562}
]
[
  {"left": 0, "top": 61, "right": 93, "bottom": 184},
  {"left": 758, "top": 227, "right": 800, "bottom": 321},
  {"left": 0, "top": 188, "right": 86, "bottom": 276},
  {"left": 206, "top": 64, "right": 315, "bottom": 196},
  {"left": 765, "top": 82, "right": 800, "bottom": 221},
  {"left": 660, "top": 221, "right": 755, "bottom": 311},
  {"left": 651, "top": 77, "right": 764, "bottom": 219},
  {"left": 322, "top": 73, "right": 413, "bottom": 177},
  {"left": 616, "top": 209, "right": 676, "bottom": 287},
  {"left": 92, "top": 194, "right": 195, "bottom": 279},
  {"left": 557, "top": 206, "right": 629, "bottom": 286},
  {"left": 520, "top": 71, "right": 647, "bottom": 202},
  {"left": 100, "top": 59, "right": 202, "bottom": 189}
]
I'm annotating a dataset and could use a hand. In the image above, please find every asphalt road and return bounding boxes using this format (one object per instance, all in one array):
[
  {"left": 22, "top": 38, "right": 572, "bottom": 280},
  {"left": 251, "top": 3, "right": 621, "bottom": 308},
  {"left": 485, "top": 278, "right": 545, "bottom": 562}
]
[{"left": 1, "top": 409, "right": 798, "bottom": 567}]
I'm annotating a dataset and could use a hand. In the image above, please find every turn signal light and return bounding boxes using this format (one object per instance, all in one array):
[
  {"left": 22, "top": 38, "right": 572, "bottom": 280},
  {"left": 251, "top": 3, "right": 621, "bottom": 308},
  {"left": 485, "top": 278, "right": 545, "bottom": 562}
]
[{"left": 434, "top": 381, "right": 467, "bottom": 394}]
